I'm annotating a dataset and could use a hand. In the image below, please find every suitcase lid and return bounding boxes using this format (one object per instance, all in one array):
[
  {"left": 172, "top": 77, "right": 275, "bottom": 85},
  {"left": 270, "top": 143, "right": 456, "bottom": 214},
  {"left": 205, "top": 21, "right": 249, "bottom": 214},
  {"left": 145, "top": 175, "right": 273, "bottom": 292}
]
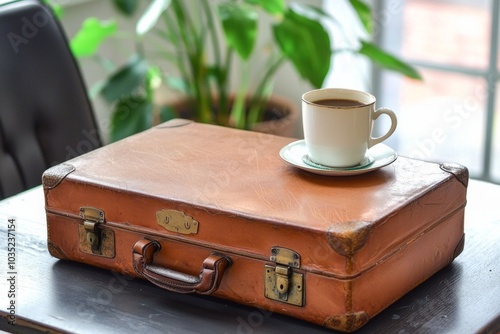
[{"left": 43, "top": 119, "right": 468, "bottom": 278}]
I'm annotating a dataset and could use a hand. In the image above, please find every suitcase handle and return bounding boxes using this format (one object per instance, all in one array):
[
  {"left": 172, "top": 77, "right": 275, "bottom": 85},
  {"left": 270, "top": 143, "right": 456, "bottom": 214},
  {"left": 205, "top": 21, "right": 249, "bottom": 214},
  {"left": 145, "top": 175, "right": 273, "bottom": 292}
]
[{"left": 132, "top": 238, "right": 232, "bottom": 295}]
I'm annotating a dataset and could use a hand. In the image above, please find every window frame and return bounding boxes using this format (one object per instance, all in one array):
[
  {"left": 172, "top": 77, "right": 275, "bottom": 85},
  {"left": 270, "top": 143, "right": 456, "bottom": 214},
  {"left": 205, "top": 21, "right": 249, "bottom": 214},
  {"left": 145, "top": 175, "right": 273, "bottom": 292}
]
[{"left": 371, "top": 0, "right": 499, "bottom": 184}]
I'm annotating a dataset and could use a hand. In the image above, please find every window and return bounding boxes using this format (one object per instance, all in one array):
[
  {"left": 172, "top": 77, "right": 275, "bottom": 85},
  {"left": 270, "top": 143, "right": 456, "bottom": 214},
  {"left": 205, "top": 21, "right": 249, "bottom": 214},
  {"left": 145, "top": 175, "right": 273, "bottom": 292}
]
[{"left": 372, "top": 0, "right": 499, "bottom": 184}]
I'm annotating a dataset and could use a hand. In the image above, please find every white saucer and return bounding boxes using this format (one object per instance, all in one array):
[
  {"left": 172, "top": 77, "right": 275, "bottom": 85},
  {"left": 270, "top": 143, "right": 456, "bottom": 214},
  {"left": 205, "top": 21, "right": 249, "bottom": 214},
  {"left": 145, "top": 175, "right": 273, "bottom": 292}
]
[{"left": 279, "top": 140, "right": 398, "bottom": 176}]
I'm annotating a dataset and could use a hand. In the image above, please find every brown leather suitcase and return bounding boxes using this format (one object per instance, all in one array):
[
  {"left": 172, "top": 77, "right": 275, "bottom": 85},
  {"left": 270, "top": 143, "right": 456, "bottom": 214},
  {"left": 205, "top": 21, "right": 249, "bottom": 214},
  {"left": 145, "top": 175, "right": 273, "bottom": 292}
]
[{"left": 43, "top": 119, "right": 468, "bottom": 332}]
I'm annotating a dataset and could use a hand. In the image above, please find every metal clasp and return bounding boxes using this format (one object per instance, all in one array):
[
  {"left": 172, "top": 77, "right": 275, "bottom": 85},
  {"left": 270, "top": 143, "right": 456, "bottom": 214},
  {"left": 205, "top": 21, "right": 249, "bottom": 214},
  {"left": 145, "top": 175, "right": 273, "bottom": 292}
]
[
  {"left": 264, "top": 247, "right": 304, "bottom": 306},
  {"left": 78, "top": 207, "right": 115, "bottom": 258}
]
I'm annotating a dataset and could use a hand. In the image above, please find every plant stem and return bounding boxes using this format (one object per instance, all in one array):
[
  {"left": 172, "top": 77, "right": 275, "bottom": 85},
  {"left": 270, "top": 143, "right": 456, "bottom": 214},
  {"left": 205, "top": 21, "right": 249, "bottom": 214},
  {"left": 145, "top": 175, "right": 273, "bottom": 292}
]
[
  {"left": 202, "top": 0, "right": 221, "bottom": 67},
  {"left": 202, "top": 0, "right": 228, "bottom": 124},
  {"left": 230, "top": 67, "right": 249, "bottom": 129},
  {"left": 218, "top": 48, "right": 234, "bottom": 125},
  {"left": 95, "top": 54, "right": 115, "bottom": 73},
  {"left": 247, "top": 55, "right": 286, "bottom": 126},
  {"left": 172, "top": 0, "right": 211, "bottom": 123},
  {"left": 163, "top": 10, "right": 190, "bottom": 92}
]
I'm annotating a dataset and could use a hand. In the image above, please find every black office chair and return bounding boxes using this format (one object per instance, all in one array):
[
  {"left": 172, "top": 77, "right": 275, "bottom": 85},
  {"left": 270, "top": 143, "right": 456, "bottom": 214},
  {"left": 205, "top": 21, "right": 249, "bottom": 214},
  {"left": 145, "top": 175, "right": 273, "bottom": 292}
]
[{"left": 0, "top": 0, "right": 101, "bottom": 199}]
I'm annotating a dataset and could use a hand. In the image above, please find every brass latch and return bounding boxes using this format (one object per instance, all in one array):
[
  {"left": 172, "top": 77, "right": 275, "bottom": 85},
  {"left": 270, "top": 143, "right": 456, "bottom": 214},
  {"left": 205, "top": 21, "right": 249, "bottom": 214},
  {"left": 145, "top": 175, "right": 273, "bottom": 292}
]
[
  {"left": 264, "top": 247, "right": 304, "bottom": 306},
  {"left": 78, "top": 207, "right": 115, "bottom": 258}
]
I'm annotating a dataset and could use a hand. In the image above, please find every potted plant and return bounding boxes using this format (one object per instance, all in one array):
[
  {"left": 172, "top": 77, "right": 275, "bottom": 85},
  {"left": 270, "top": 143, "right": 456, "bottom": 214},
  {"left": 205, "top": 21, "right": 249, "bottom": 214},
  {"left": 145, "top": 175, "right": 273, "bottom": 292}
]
[{"left": 66, "top": 0, "right": 421, "bottom": 141}]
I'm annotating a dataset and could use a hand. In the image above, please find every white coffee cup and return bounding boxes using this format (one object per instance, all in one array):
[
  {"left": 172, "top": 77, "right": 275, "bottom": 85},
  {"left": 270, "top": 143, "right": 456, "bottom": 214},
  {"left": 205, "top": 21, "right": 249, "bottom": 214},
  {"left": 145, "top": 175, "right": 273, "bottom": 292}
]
[{"left": 302, "top": 88, "right": 397, "bottom": 168}]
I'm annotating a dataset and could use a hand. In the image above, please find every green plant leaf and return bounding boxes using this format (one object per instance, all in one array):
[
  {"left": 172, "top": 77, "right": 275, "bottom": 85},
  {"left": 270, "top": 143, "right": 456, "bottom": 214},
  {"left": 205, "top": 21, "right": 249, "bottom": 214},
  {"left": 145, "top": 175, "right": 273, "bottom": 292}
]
[
  {"left": 165, "top": 76, "right": 190, "bottom": 94},
  {"left": 244, "top": 0, "right": 285, "bottom": 14},
  {"left": 146, "top": 66, "right": 162, "bottom": 92},
  {"left": 112, "top": 0, "right": 139, "bottom": 16},
  {"left": 289, "top": 3, "right": 340, "bottom": 31},
  {"left": 111, "top": 95, "right": 153, "bottom": 142},
  {"left": 349, "top": 0, "right": 372, "bottom": 33},
  {"left": 136, "top": 0, "right": 172, "bottom": 36},
  {"left": 217, "top": 3, "right": 258, "bottom": 60},
  {"left": 289, "top": 3, "right": 331, "bottom": 20},
  {"left": 359, "top": 41, "right": 422, "bottom": 80},
  {"left": 89, "top": 80, "right": 106, "bottom": 100},
  {"left": 43, "top": 0, "right": 63, "bottom": 18},
  {"left": 273, "top": 9, "right": 331, "bottom": 88},
  {"left": 70, "top": 18, "right": 117, "bottom": 58},
  {"left": 207, "top": 65, "right": 223, "bottom": 83},
  {"left": 101, "top": 55, "right": 149, "bottom": 103}
]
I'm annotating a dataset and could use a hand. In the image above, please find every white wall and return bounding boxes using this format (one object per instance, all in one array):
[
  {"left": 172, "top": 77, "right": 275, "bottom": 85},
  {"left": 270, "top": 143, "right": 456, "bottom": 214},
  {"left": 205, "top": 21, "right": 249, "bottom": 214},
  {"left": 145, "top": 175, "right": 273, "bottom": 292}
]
[{"left": 322, "top": 0, "right": 371, "bottom": 92}]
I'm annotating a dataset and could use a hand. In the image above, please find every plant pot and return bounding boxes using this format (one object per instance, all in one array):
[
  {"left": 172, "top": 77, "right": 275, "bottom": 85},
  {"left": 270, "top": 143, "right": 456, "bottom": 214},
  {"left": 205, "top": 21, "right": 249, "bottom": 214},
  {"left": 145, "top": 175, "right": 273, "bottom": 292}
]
[
  {"left": 249, "top": 95, "right": 299, "bottom": 138},
  {"left": 163, "top": 94, "right": 299, "bottom": 138}
]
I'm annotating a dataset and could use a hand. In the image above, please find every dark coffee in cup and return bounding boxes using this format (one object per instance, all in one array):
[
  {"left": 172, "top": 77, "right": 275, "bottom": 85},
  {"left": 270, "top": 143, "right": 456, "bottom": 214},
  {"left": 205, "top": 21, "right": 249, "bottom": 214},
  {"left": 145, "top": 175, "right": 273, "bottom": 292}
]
[{"left": 313, "top": 98, "right": 364, "bottom": 107}]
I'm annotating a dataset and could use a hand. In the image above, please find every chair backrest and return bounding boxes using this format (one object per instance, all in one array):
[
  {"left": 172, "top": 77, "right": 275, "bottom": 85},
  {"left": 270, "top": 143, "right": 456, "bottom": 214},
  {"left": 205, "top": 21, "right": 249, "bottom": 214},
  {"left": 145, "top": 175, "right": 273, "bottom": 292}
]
[{"left": 0, "top": 0, "right": 101, "bottom": 199}]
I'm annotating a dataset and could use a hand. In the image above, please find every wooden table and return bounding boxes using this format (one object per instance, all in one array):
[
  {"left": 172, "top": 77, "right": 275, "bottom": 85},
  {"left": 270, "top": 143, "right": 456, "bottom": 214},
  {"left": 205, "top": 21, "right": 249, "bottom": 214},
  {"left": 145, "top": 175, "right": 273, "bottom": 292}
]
[{"left": 0, "top": 180, "right": 499, "bottom": 334}]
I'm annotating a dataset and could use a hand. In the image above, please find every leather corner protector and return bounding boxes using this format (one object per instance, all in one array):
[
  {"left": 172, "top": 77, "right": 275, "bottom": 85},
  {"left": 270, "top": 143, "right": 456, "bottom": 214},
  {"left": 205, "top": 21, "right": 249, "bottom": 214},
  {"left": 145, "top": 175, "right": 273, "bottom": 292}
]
[
  {"left": 324, "top": 311, "right": 370, "bottom": 332},
  {"left": 440, "top": 163, "right": 469, "bottom": 188},
  {"left": 48, "top": 242, "right": 69, "bottom": 260},
  {"left": 156, "top": 118, "right": 193, "bottom": 128},
  {"left": 326, "top": 221, "right": 372, "bottom": 257},
  {"left": 453, "top": 233, "right": 465, "bottom": 259},
  {"left": 42, "top": 163, "right": 75, "bottom": 190}
]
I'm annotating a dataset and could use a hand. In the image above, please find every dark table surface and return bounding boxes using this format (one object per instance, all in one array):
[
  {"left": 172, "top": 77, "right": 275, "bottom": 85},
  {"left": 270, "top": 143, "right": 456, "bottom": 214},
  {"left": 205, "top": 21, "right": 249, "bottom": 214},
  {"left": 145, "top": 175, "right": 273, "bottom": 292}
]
[{"left": 0, "top": 180, "right": 499, "bottom": 334}]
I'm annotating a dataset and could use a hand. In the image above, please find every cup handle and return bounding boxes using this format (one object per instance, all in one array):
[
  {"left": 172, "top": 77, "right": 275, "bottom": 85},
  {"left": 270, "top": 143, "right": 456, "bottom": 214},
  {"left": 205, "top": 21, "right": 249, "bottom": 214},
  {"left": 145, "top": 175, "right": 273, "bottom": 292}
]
[{"left": 368, "top": 107, "right": 397, "bottom": 148}]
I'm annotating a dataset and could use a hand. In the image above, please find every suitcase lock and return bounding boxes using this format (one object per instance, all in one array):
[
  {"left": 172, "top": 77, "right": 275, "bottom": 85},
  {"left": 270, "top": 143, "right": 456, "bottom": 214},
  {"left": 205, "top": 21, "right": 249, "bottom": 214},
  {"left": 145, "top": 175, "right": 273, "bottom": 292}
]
[
  {"left": 264, "top": 247, "right": 304, "bottom": 307},
  {"left": 78, "top": 207, "right": 115, "bottom": 258}
]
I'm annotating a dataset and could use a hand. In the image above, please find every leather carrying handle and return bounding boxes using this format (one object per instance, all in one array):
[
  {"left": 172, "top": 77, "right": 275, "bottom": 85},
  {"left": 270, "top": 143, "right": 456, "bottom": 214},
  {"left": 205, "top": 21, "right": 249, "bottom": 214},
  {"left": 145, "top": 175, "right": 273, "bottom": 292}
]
[{"left": 132, "top": 238, "right": 231, "bottom": 295}]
